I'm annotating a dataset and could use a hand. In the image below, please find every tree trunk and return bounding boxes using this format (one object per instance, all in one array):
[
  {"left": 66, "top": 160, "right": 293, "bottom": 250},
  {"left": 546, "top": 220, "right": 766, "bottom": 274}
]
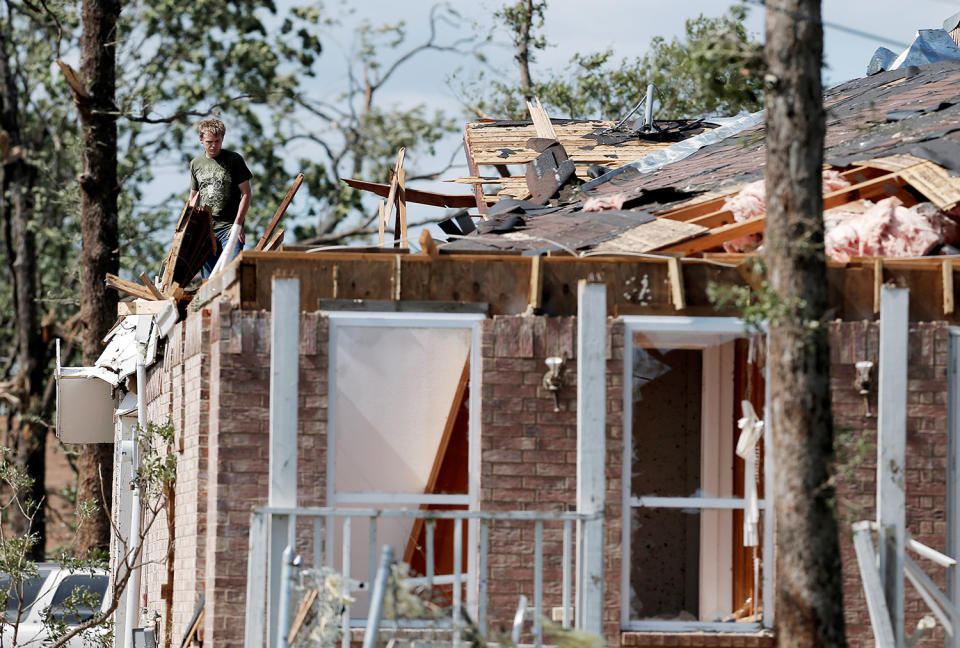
[
  {"left": 515, "top": 0, "right": 534, "bottom": 97},
  {"left": 764, "top": 1, "right": 846, "bottom": 646},
  {"left": 0, "top": 14, "right": 47, "bottom": 560},
  {"left": 76, "top": 0, "right": 120, "bottom": 557}
]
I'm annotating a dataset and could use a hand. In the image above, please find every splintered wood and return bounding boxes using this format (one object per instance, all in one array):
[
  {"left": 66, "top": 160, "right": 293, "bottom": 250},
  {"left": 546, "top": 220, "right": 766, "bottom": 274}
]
[{"left": 160, "top": 198, "right": 215, "bottom": 295}]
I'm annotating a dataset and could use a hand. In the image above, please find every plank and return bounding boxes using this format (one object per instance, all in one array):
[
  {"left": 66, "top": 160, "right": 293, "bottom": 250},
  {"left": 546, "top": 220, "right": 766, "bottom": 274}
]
[
  {"left": 657, "top": 216, "right": 765, "bottom": 254},
  {"left": 394, "top": 168, "right": 407, "bottom": 249},
  {"left": 656, "top": 195, "right": 732, "bottom": 221},
  {"left": 529, "top": 254, "right": 544, "bottom": 311},
  {"left": 342, "top": 177, "right": 477, "bottom": 208},
  {"left": 419, "top": 229, "right": 439, "bottom": 258},
  {"left": 874, "top": 259, "right": 883, "bottom": 315},
  {"left": 138, "top": 272, "right": 164, "bottom": 300},
  {"left": 946, "top": 259, "right": 955, "bottom": 316},
  {"left": 106, "top": 273, "right": 160, "bottom": 301},
  {"left": 667, "top": 256, "right": 686, "bottom": 310},
  {"left": 264, "top": 228, "right": 284, "bottom": 252},
  {"left": 900, "top": 161, "right": 960, "bottom": 210},
  {"left": 592, "top": 219, "right": 708, "bottom": 254},
  {"left": 822, "top": 172, "right": 906, "bottom": 210},
  {"left": 286, "top": 589, "right": 318, "bottom": 644},
  {"left": 377, "top": 200, "right": 385, "bottom": 246},
  {"left": 117, "top": 299, "right": 177, "bottom": 316},
  {"left": 687, "top": 208, "right": 737, "bottom": 229},
  {"left": 382, "top": 148, "right": 405, "bottom": 235},
  {"left": 256, "top": 173, "right": 303, "bottom": 251}
]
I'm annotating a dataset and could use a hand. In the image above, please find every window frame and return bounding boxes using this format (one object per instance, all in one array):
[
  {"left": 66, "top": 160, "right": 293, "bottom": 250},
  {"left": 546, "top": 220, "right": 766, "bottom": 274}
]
[{"left": 620, "top": 316, "right": 773, "bottom": 632}]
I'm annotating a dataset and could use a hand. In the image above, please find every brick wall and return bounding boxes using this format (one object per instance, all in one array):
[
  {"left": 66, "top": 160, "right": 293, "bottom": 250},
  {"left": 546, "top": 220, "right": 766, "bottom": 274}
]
[
  {"left": 136, "top": 304, "right": 953, "bottom": 648},
  {"left": 480, "top": 315, "right": 623, "bottom": 645},
  {"left": 201, "top": 303, "right": 328, "bottom": 645},
  {"left": 832, "top": 321, "right": 949, "bottom": 648}
]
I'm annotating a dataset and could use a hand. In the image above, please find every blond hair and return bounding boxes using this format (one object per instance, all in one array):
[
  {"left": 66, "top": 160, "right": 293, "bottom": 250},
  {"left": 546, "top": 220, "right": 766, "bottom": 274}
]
[{"left": 195, "top": 118, "right": 226, "bottom": 138}]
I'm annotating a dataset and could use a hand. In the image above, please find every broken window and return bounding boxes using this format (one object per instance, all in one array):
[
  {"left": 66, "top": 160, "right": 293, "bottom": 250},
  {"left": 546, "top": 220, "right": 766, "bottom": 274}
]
[
  {"left": 621, "top": 317, "right": 768, "bottom": 632},
  {"left": 326, "top": 311, "right": 483, "bottom": 617}
]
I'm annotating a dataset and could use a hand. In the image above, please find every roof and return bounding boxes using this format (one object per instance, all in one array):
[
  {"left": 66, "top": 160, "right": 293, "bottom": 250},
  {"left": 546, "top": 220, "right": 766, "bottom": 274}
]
[{"left": 444, "top": 59, "right": 960, "bottom": 258}]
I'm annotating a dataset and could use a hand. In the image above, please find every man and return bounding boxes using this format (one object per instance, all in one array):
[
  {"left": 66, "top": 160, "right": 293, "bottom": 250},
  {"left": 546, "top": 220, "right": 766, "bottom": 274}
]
[{"left": 189, "top": 118, "right": 252, "bottom": 278}]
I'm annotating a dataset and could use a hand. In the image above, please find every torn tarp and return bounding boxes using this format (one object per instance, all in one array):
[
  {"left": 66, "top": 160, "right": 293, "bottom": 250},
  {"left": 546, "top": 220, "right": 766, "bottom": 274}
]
[{"left": 869, "top": 29, "right": 960, "bottom": 75}]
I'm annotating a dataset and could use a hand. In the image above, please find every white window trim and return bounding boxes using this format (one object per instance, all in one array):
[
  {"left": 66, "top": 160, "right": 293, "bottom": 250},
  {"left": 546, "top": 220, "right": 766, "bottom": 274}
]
[
  {"left": 620, "top": 316, "right": 772, "bottom": 633},
  {"left": 326, "top": 310, "right": 484, "bottom": 619}
]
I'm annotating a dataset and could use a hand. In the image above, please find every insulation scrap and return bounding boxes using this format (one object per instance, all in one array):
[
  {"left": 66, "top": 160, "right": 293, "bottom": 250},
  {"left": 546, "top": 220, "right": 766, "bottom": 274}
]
[
  {"left": 582, "top": 193, "right": 628, "bottom": 212},
  {"left": 721, "top": 169, "right": 852, "bottom": 253},
  {"left": 825, "top": 197, "right": 960, "bottom": 262}
]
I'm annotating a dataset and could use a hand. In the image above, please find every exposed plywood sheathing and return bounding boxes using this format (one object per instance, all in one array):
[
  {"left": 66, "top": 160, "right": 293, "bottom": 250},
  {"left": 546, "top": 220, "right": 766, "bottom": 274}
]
[{"left": 463, "top": 120, "right": 671, "bottom": 167}]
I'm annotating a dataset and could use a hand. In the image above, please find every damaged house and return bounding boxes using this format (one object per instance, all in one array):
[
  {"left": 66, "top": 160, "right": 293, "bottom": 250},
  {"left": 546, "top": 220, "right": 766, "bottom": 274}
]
[{"left": 54, "top": 25, "right": 960, "bottom": 648}]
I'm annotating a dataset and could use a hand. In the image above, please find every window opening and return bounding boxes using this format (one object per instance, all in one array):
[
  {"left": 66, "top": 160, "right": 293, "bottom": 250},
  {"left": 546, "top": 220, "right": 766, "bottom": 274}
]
[{"left": 621, "top": 317, "right": 768, "bottom": 632}]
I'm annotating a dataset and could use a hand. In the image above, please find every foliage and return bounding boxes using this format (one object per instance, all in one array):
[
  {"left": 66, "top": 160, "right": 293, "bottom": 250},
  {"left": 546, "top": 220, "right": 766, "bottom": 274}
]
[
  {"left": 0, "top": 420, "right": 176, "bottom": 648},
  {"left": 462, "top": 4, "right": 764, "bottom": 121}
]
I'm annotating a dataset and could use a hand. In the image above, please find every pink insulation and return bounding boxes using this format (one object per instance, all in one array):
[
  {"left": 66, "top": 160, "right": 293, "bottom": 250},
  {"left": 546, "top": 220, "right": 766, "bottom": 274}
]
[
  {"left": 582, "top": 193, "right": 627, "bottom": 212},
  {"left": 720, "top": 170, "right": 853, "bottom": 253},
  {"left": 825, "top": 197, "right": 960, "bottom": 262}
]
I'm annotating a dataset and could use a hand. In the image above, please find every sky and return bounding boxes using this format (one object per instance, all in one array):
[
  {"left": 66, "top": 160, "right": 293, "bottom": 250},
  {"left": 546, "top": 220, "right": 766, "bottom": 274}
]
[{"left": 165, "top": 0, "right": 960, "bottom": 246}]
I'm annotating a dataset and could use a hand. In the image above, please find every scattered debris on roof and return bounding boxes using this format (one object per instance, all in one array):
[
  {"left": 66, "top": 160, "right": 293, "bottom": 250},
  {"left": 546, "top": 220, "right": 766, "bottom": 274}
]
[{"left": 868, "top": 29, "right": 960, "bottom": 76}]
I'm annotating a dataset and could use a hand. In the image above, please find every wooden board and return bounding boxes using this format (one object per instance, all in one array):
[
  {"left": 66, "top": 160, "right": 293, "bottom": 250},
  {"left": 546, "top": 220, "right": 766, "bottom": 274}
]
[
  {"left": 657, "top": 216, "right": 765, "bottom": 254},
  {"left": 342, "top": 177, "right": 478, "bottom": 209},
  {"left": 464, "top": 120, "right": 672, "bottom": 167},
  {"left": 592, "top": 218, "right": 708, "bottom": 254}
]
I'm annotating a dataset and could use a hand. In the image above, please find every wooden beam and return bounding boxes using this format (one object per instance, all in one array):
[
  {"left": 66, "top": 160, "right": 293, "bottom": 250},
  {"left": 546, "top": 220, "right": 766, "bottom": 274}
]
[
  {"left": 377, "top": 200, "right": 385, "bottom": 247},
  {"left": 382, "top": 148, "right": 405, "bottom": 237},
  {"left": 286, "top": 589, "right": 318, "bottom": 644},
  {"left": 117, "top": 299, "right": 176, "bottom": 316},
  {"left": 343, "top": 177, "right": 477, "bottom": 209},
  {"left": 946, "top": 259, "right": 955, "bottom": 316},
  {"left": 667, "top": 257, "right": 686, "bottom": 310},
  {"left": 823, "top": 172, "right": 906, "bottom": 210},
  {"left": 874, "top": 259, "right": 883, "bottom": 315},
  {"left": 657, "top": 215, "right": 765, "bottom": 253},
  {"left": 256, "top": 173, "right": 304, "bottom": 251},
  {"left": 419, "top": 229, "right": 439, "bottom": 258},
  {"left": 106, "top": 273, "right": 160, "bottom": 301},
  {"left": 529, "top": 255, "right": 544, "bottom": 311},
  {"left": 138, "top": 272, "right": 164, "bottom": 300},
  {"left": 263, "top": 228, "right": 285, "bottom": 252},
  {"left": 394, "top": 168, "right": 407, "bottom": 249},
  {"left": 655, "top": 195, "right": 732, "bottom": 221}
]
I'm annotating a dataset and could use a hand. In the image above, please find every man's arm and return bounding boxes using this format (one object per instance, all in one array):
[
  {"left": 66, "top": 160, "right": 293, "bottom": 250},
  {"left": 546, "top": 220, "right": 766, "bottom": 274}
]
[{"left": 189, "top": 189, "right": 198, "bottom": 202}]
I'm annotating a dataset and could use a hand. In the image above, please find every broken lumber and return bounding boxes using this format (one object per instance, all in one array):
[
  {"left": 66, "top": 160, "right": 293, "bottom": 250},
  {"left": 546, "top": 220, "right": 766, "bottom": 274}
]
[
  {"left": 139, "top": 272, "right": 164, "bottom": 300},
  {"left": 394, "top": 167, "right": 407, "bottom": 249},
  {"left": 342, "top": 178, "right": 477, "bottom": 209},
  {"left": 419, "top": 229, "right": 439, "bottom": 258},
  {"left": 381, "top": 148, "right": 405, "bottom": 243},
  {"left": 106, "top": 273, "right": 160, "bottom": 301},
  {"left": 255, "top": 173, "right": 303, "bottom": 251},
  {"left": 263, "top": 228, "right": 284, "bottom": 252}
]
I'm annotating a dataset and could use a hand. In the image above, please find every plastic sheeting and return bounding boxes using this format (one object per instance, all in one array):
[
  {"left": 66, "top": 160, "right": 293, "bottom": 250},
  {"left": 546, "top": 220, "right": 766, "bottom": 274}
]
[{"left": 867, "top": 29, "right": 960, "bottom": 75}]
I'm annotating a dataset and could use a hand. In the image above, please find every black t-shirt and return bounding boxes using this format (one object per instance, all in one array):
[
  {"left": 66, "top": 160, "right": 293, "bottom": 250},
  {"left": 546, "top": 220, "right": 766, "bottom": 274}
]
[{"left": 189, "top": 149, "right": 252, "bottom": 231}]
